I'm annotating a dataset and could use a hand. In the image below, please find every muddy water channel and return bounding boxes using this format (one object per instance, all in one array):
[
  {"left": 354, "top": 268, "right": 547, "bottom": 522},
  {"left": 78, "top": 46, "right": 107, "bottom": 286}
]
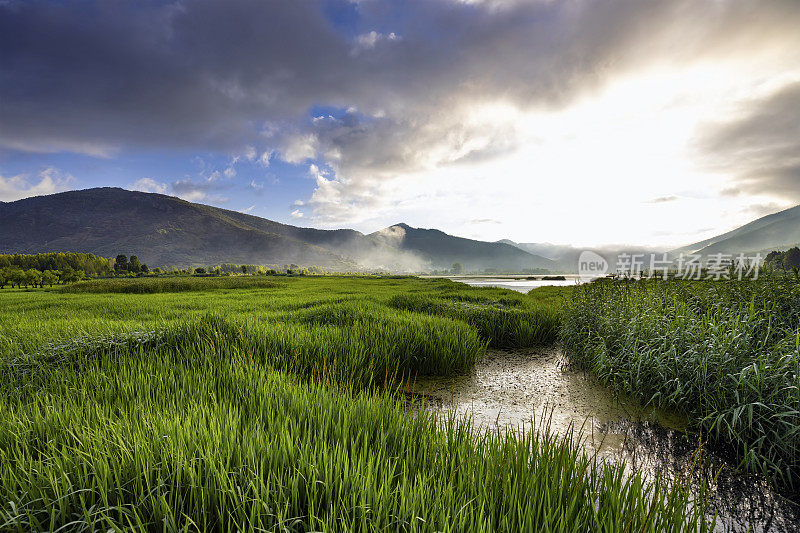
[{"left": 404, "top": 348, "right": 800, "bottom": 532}]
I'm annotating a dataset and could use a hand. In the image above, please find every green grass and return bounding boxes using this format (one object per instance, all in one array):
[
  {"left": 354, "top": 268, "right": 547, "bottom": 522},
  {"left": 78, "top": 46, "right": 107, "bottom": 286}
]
[
  {"left": 387, "top": 287, "right": 564, "bottom": 348},
  {"left": 0, "top": 275, "right": 714, "bottom": 531},
  {"left": 59, "top": 275, "right": 285, "bottom": 293},
  {"left": 561, "top": 277, "right": 800, "bottom": 492}
]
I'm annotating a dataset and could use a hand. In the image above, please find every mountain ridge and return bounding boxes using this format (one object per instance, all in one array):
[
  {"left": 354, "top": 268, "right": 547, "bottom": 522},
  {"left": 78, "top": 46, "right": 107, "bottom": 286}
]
[
  {"left": 1, "top": 187, "right": 555, "bottom": 272},
  {"left": 671, "top": 204, "right": 800, "bottom": 257}
]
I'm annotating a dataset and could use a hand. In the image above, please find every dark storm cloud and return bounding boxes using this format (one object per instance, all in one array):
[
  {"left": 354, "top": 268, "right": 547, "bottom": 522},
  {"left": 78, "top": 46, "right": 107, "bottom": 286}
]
[
  {"left": 3, "top": 0, "right": 798, "bottom": 159},
  {"left": 696, "top": 81, "right": 800, "bottom": 200}
]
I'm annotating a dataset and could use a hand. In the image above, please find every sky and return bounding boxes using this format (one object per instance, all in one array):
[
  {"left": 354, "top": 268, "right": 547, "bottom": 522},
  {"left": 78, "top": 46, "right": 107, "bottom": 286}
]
[{"left": 1, "top": 0, "right": 799, "bottom": 248}]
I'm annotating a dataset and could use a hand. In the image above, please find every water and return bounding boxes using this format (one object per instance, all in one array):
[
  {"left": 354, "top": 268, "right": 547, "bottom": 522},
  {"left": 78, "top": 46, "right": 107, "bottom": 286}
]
[
  {"left": 445, "top": 276, "right": 584, "bottom": 293},
  {"left": 404, "top": 348, "right": 800, "bottom": 532}
]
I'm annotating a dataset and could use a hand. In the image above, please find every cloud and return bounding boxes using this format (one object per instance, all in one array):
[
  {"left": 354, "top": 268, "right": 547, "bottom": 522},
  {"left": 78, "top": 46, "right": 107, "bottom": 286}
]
[
  {"left": 0, "top": 167, "right": 72, "bottom": 202},
  {"left": 695, "top": 81, "right": 800, "bottom": 201},
  {"left": 241, "top": 204, "right": 255, "bottom": 213},
  {"left": 171, "top": 178, "right": 211, "bottom": 202},
  {"left": 352, "top": 30, "right": 400, "bottom": 55},
  {"left": 4, "top": 0, "right": 797, "bottom": 160},
  {"left": 205, "top": 165, "right": 236, "bottom": 182},
  {"left": 470, "top": 218, "right": 501, "bottom": 224},
  {"left": 258, "top": 150, "right": 272, "bottom": 167},
  {"left": 2, "top": 0, "right": 799, "bottom": 237},
  {"left": 290, "top": 209, "right": 304, "bottom": 219},
  {"left": 646, "top": 195, "right": 679, "bottom": 204},
  {"left": 131, "top": 178, "right": 168, "bottom": 194}
]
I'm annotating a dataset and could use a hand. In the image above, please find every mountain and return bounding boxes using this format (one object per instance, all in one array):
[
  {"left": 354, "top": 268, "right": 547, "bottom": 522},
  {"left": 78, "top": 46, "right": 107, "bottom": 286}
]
[
  {"left": 0, "top": 188, "right": 555, "bottom": 272},
  {"left": 499, "top": 239, "right": 664, "bottom": 272},
  {"left": 671, "top": 204, "right": 800, "bottom": 257},
  {"left": 369, "top": 224, "right": 556, "bottom": 272},
  {"left": 0, "top": 188, "right": 356, "bottom": 269}
]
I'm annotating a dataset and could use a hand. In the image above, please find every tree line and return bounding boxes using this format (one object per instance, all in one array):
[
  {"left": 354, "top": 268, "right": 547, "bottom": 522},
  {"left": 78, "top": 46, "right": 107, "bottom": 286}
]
[
  {"left": 0, "top": 252, "right": 152, "bottom": 289},
  {"left": 765, "top": 248, "right": 800, "bottom": 270},
  {"left": 0, "top": 252, "right": 114, "bottom": 276},
  {"left": 0, "top": 252, "right": 385, "bottom": 289},
  {"left": 0, "top": 267, "right": 85, "bottom": 288}
]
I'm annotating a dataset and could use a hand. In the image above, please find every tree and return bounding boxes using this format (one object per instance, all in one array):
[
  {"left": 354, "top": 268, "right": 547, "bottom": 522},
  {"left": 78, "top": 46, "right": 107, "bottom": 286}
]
[
  {"left": 25, "top": 269, "right": 42, "bottom": 288},
  {"left": 195, "top": 267, "right": 206, "bottom": 274},
  {"left": 128, "top": 255, "right": 142, "bottom": 274},
  {"left": 451, "top": 262, "right": 464, "bottom": 275},
  {"left": 8, "top": 268, "right": 25, "bottom": 288},
  {"left": 784, "top": 247, "right": 800, "bottom": 270},
  {"left": 41, "top": 270, "right": 59, "bottom": 287},
  {"left": 241, "top": 265, "right": 247, "bottom": 274},
  {"left": 59, "top": 267, "right": 84, "bottom": 284},
  {"left": 0, "top": 268, "right": 7, "bottom": 289},
  {"left": 115, "top": 255, "right": 128, "bottom": 274},
  {"left": 140, "top": 263, "right": 149, "bottom": 274}
]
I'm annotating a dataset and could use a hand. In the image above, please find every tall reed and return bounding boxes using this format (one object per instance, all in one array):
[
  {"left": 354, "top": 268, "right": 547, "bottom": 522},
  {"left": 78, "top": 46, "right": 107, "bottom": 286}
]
[{"left": 561, "top": 278, "right": 800, "bottom": 491}]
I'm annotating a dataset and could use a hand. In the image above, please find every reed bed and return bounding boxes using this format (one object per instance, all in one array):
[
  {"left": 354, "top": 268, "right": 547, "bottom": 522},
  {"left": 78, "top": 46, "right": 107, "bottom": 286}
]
[
  {"left": 561, "top": 277, "right": 800, "bottom": 492},
  {"left": 0, "top": 305, "right": 711, "bottom": 531}
]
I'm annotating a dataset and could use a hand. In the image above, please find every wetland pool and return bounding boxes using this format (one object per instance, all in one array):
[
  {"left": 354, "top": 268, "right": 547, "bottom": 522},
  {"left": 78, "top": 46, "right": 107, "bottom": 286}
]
[{"left": 404, "top": 348, "right": 800, "bottom": 532}]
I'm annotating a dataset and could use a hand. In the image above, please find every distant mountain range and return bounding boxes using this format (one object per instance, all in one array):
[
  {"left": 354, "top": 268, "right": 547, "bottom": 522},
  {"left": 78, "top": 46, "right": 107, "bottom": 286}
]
[
  {"left": 3, "top": 187, "right": 797, "bottom": 272},
  {"left": 501, "top": 204, "right": 800, "bottom": 270},
  {"left": 0, "top": 188, "right": 555, "bottom": 272},
  {"left": 497, "top": 240, "right": 663, "bottom": 272},
  {"left": 670, "top": 204, "right": 800, "bottom": 258}
]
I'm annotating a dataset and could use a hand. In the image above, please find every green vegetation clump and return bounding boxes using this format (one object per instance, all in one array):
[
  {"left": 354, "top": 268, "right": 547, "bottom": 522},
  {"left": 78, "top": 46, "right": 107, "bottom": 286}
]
[
  {"left": 561, "top": 277, "right": 800, "bottom": 491},
  {"left": 388, "top": 288, "right": 562, "bottom": 348},
  {"left": 59, "top": 276, "right": 285, "bottom": 294},
  {"left": 765, "top": 247, "right": 800, "bottom": 272},
  {"left": 0, "top": 276, "right": 712, "bottom": 530}
]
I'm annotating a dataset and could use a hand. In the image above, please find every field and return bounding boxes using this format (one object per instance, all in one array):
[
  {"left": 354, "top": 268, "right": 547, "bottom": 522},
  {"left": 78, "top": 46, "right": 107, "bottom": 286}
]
[{"left": 0, "top": 276, "right": 714, "bottom": 531}]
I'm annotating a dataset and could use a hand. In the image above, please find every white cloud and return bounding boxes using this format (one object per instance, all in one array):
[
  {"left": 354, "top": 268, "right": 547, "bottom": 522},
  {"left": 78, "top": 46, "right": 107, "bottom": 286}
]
[
  {"left": 249, "top": 180, "right": 264, "bottom": 191},
  {"left": 281, "top": 134, "right": 317, "bottom": 164},
  {"left": 131, "top": 177, "right": 168, "bottom": 194},
  {"left": 290, "top": 209, "right": 304, "bottom": 219},
  {"left": 181, "top": 191, "right": 206, "bottom": 202},
  {"left": 171, "top": 178, "right": 208, "bottom": 202},
  {"left": 352, "top": 31, "right": 400, "bottom": 55},
  {"left": 258, "top": 150, "right": 272, "bottom": 167},
  {"left": 242, "top": 204, "right": 255, "bottom": 213},
  {"left": 0, "top": 167, "right": 73, "bottom": 202}
]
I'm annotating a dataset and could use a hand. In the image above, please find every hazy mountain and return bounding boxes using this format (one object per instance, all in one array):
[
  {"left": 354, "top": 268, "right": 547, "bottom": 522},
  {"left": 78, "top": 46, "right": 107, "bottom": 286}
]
[
  {"left": 671, "top": 204, "right": 800, "bottom": 257},
  {"left": 0, "top": 188, "right": 356, "bottom": 269},
  {"left": 1, "top": 188, "right": 555, "bottom": 272},
  {"left": 371, "top": 224, "right": 556, "bottom": 272},
  {"left": 499, "top": 240, "right": 663, "bottom": 272}
]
